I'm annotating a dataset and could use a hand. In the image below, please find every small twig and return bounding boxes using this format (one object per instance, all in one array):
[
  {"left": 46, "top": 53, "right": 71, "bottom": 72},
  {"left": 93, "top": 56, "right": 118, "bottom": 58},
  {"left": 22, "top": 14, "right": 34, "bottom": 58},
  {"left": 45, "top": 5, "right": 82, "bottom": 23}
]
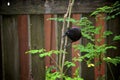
[
  {"left": 58, "top": 3, "right": 71, "bottom": 80},
  {"left": 59, "top": 0, "right": 71, "bottom": 68},
  {"left": 50, "top": 56, "right": 62, "bottom": 72},
  {"left": 107, "top": 63, "right": 115, "bottom": 80},
  {"left": 62, "top": 0, "right": 75, "bottom": 70},
  {"left": 58, "top": 0, "right": 75, "bottom": 80}
]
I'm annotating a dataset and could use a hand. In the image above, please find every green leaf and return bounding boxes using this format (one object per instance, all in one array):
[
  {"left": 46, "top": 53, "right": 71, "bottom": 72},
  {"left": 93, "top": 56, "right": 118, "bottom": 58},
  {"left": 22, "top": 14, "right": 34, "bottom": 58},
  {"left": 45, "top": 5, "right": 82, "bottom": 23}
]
[
  {"left": 113, "top": 35, "right": 120, "bottom": 41},
  {"left": 39, "top": 53, "right": 46, "bottom": 57},
  {"left": 72, "top": 57, "right": 84, "bottom": 62},
  {"left": 91, "top": 6, "right": 112, "bottom": 16},
  {"left": 94, "top": 26, "right": 101, "bottom": 34},
  {"left": 103, "top": 57, "right": 120, "bottom": 66},
  {"left": 53, "top": 50, "right": 67, "bottom": 55},
  {"left": 103, "top": 31, "right": 113, "bottom": 37},
  {"left": 64, "top": 61, "right": 75, "bottom": 68},
  {"left": 81, "top": 32, "right": 95, "bottom": 41},
  {"left": 48, "top": 17, "right": 76, "bottom": 23},
  {"left": 39, "top": 50, "right": 67, "bottom": 58},
  {"left": 39, "top": 50, "right": 52, "bottom": 57},
  {"left": 26, "top": 48, "right": 46, "bottom": 54},
  {"left": 105, "top": 46, "right": 117, "bottom": 50}
]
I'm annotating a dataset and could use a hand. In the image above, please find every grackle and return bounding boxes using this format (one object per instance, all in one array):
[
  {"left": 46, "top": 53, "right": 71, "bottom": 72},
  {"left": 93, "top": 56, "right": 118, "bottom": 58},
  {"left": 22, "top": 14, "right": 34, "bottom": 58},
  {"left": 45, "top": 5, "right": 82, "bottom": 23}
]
[{"left": 64, "top": 27, "right": 82, "bottom": 42}]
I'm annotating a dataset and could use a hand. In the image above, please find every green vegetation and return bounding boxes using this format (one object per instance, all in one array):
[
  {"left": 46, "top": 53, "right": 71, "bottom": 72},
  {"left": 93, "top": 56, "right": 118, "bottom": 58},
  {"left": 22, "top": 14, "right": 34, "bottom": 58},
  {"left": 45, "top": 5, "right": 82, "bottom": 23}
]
[{"left": 26, "top": 1, "right": 120, "bottom": 80}]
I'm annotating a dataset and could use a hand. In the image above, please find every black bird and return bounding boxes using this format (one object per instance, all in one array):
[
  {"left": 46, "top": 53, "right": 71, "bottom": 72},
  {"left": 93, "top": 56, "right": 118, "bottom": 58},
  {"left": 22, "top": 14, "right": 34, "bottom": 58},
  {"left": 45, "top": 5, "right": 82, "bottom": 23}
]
[{"left": 64, "top": 27, "right": 82, "bottom": 42}]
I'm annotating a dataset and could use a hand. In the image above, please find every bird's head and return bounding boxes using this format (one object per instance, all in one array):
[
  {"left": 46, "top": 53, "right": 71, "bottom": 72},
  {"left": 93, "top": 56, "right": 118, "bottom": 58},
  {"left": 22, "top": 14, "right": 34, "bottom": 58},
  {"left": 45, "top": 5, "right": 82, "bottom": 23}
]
[{"left": 64, "top": 27, "right": 82, "bottom": 42}]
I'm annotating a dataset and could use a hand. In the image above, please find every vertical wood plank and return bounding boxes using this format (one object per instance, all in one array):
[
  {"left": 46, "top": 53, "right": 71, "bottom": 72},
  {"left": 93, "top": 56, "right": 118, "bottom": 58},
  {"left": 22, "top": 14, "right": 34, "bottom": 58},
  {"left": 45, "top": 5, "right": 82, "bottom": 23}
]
[
  {"left": 72, "top": 14, "right": 81, "bottom": 76},
  {"left": 44, "top": 14, "right": 52, "bottom": 66},
  {"left": 18, "top": 15, "right": 30, "bottom": 80},
  {"left": 106, "top": 15, "right": 120, "bottom": 80},
  {"left": 44, "top": 14, "right": 56, "bottom": 66},
  {"left": 51, "top": 16, "right": 56, "bottom": 49},
  {"left": 95, "top": 13, "right": 105, "bottom": 80},
  {"left": 30, "top": 15, "right": 45, "bottom": 80},
  {"left": 50, "top": 15, "right": 56, "bottom": 65},
  {"left": 56, "top": 14, "right": 63, "bottom": 50},
  {"left": 2, "top": 15, "right": 20, "bottom": 80},
  {"left": 81, "top": 14, "right": 95, "bottom": 80},
  {"left": 0, "top": 15, "right": 3, "bottom": 80}
]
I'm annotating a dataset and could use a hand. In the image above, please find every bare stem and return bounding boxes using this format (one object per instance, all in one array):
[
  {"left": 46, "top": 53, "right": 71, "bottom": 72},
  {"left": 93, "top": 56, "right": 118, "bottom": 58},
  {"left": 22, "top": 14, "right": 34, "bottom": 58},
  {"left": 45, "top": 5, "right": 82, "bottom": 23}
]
[
  {"left": 62, "top": 0, "right": 74, "bottom": 70},
  {"left": 59, "top": 0, "right": 71, "bottom": 68},
  {"left": 50, "top": 56, "right": 62, "bottom": 72},
  {"left": 58, "top": 0, "right": 75, "bottom": 80}
]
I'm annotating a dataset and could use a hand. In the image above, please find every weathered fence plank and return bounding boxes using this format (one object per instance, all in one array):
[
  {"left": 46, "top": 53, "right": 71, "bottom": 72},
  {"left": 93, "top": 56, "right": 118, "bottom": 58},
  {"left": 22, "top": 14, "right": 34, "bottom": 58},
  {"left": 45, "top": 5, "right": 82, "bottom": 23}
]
[
  {"left": 30, "top": 15, "right": 45, "bottom": 80},
  {"left": 44, "top": 14, "right": 52, "bottom": 66},
  {"left": 81, "top": 14, "right": 95, "bottom": 80},
  {"left": 18, "top": 15, "right": 30, "bottom": 80},
  {"left": 95, "top": 13, "right": 106, "bottom": 80},
  {"left": 0, "top": 15, "right": 3, "bottom": 80},
  {"left": 44, "top": 14, "right": 56, "bottom": 66},
  {"left": 56, "top": 14, "right": 63, "bottom": 50},
  {"left": 106, "top": 15, "right": 120, "bottom": 80},
  {"left": 71, "top": 14, "right": 81, "bottom": 76},
  {"left": 1, "top": 15, "right": 20, "bottom": 80}
]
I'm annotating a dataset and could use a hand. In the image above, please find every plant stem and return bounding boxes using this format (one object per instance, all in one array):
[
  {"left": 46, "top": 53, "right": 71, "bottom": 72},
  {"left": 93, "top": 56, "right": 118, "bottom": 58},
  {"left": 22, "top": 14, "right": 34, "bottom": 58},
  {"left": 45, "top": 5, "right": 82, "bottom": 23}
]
[
  {"left": 58, "top": 0, "right": 75, "bottom": 80},
  {"left": 50, "top": 56, "right": 62, "bottom": 72},
  {"left": 61, "top": 0, "right": 74, "bottom": 73},
  {"left": 107, "top": 63, "right": 115, "bottom": 80}
]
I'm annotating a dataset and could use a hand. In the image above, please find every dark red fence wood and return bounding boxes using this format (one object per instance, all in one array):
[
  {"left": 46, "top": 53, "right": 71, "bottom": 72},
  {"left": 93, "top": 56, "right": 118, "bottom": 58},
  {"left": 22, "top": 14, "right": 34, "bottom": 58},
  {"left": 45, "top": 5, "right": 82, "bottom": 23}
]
[
  {"left": 44, "top": 14, "right": 56, "bottom": 67},
  {"left": 18, "top": 15, "right": 30, "bottom": 80},
  {"left": 95, "top": 13, "right": 105, "bottom": 80},
  {"left": 72, "top": 14, "right": 81, "bottom": 76},
  {"left": 44, "top": 14, "right": 52, "bottom": 67}
]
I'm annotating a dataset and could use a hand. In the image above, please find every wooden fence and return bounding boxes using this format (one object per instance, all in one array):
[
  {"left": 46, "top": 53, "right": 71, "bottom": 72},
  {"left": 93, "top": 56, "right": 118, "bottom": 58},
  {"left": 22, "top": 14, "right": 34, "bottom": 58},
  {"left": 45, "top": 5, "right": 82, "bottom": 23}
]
[{"left": 0, "top": 0, "right": 120, "bottom": 80}]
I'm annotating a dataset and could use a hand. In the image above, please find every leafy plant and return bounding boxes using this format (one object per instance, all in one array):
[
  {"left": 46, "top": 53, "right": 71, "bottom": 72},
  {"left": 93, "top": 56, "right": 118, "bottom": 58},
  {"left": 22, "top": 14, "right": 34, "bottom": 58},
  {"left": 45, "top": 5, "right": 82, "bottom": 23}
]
[
  {"left": 91, "top": 1, "right": 120, "bottom": 20},
  {"left": 103, "top": 57, "right": 120, "bottom": 66},
  {"left": 26, "top": 1, "right": 120, "bottom": 80}
]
